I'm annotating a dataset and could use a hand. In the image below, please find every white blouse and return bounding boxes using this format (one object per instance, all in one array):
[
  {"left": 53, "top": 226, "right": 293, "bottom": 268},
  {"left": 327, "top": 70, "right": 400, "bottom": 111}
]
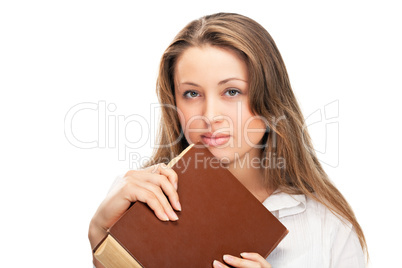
[{"left": 263, "top": 191, "right": 366, "bottom": 267}]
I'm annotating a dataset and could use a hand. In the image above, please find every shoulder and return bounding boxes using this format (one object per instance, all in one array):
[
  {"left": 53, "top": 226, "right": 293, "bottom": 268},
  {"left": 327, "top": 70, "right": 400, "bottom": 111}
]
[
  {"left": 263, "top": 191, "right": 352, "bottom": 231},
  {"left": 264, "top": 191, "right": 366, "bottom": 267},
  {"left": 264, "top": 191, "right": 355, "bottom": 243},
  {"left": 305, "top": 194, "right": 353, "bottom": 231}
]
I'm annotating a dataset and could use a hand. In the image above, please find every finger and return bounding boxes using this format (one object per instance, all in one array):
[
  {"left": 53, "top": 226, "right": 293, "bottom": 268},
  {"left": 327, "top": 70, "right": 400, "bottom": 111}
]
[
  {"left": 223, "top": 254, "right": 268, "bottom": 268},
  {"left": 147, "top": 163, "right": 181, "bottom": 211},
  {"left": 118, "top": 176, "right": 171, "bottom": 221},
  {"left": 152, "top": 163, "right": 179, "bottom": 191},
  {"left": 240, "top": 252, "right": 271, "bottom": 267},
  {"left": 136, "top": 179, "right": 179, "bottom": 221},
  {"left": 213, "top": 260, "right": 230, "bottom": 268},
  {"left": 97, "top": 181, "right": 170, "bottom": 227},
  {"left": 148, "top": 173, "right": 182, "bottom": 211},
  {"left": 129, "top": 184, "right": 171, "bottom": 222},
  {"left": 125, "top": 168, "right": 182, "bottom": 212}
]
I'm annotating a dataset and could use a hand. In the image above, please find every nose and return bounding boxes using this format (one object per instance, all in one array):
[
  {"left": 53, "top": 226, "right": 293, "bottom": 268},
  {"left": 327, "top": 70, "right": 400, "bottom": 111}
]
[{"left": 202, "top": 96, "right": 225, "bottom": 126}]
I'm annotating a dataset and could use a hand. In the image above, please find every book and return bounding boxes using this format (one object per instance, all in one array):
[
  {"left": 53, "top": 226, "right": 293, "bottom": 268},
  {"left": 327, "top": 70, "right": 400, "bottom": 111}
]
[{"left": 94, "top": 142, "right": 288, "bottom": 267}]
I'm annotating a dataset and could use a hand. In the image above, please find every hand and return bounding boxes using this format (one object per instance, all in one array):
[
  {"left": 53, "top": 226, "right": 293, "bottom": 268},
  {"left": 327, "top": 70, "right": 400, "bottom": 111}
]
[
  {"left": 213, "top": 253, "right": 272, "bottom": 268},
  {"left": 88, "top": 163, "right": 181, "bottom": 250}
]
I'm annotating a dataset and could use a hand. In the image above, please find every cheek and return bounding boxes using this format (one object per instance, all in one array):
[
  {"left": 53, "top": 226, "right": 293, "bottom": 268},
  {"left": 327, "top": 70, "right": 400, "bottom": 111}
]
[
  {"left": 176, "top": 103, "right": 191, "bottom": 127},
  {"left": 176, "top": 105, "right": 202, "bottom": 138},
  {"left": 241, "top": 111, "right": 267, "bottom": 143}
]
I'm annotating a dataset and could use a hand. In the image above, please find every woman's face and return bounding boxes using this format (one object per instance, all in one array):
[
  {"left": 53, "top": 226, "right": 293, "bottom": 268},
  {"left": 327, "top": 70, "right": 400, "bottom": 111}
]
[{"left": 174, "top": 45, "right": 267, "bottom": 166}]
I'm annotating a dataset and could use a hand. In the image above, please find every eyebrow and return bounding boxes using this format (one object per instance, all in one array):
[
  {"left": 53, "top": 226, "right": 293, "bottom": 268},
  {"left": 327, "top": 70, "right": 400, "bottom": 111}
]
[{"left": 179, "top": 78, "right": 247, "bottom": 87}]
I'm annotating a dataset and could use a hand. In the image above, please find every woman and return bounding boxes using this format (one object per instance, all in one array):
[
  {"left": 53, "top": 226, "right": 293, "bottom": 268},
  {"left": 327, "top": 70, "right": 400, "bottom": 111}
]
[{"left": 89, "top": 12, "right": 368, "bottom": 267}]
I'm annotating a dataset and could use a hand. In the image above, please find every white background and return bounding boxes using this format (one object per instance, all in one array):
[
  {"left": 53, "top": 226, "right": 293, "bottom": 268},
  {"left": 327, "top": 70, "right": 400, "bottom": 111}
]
[{"left": 0, "top": 1, "right": 400, "bottom": 267}]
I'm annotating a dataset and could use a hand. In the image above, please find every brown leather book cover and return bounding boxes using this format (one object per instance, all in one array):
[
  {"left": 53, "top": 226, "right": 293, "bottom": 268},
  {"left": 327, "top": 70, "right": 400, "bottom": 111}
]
[{"left": 95, "top": 142, "right": 288, "bottom": 267}]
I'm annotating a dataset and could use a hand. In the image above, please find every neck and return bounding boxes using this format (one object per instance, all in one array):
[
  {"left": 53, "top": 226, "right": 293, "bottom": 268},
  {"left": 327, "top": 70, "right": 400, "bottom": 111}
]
[{"left": 226, "top": 151, "right": 273, "bottom": 203}]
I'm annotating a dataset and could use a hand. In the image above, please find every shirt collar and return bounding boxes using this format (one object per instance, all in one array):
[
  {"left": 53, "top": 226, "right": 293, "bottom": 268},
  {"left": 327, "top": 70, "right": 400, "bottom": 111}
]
[{"left": 262, "top": 190, "right": 307, "bottom": 218}]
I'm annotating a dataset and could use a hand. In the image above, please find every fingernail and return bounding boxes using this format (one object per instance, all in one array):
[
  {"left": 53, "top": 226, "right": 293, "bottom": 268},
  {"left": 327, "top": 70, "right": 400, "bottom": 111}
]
[
  {"left": 176, "top": 201, "right": 182, "bottom": 211},
  {"left": 170, "top": 211, "right": 179, "bottom": 221},
  {"left": 174, "top": 182, "right": 178, "bottom": 190},
  {"left": 223, "top": 255, "right": 232, "bottom": 262},
  {"left": 162, "top": 212, "right": 169, "bottom": 221},
  {"left": 213, "top": 260, "right": 223, "bottom": 268}
]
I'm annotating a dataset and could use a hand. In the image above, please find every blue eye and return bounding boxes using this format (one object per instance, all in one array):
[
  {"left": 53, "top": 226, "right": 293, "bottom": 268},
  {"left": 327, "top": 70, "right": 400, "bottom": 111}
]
[{"left": 183, "top": 90, "right": 199, "bottom": 98}]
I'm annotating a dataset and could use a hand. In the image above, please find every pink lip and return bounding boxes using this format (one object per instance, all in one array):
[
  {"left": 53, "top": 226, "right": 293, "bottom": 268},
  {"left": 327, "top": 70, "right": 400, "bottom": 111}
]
[{"left": 201, "top": 135, "right": 230, "bottom": 146}]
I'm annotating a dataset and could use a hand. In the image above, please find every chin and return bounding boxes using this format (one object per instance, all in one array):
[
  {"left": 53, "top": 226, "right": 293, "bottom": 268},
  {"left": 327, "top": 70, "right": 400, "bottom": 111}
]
[{"left": 206, "top": 146, "right": 235, "bottom": 162}]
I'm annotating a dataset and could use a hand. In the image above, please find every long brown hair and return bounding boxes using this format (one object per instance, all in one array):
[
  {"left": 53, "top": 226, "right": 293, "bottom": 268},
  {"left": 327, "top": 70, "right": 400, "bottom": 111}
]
[{"left": 143, "top": 12, "right": 367, "bottom": 257}]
